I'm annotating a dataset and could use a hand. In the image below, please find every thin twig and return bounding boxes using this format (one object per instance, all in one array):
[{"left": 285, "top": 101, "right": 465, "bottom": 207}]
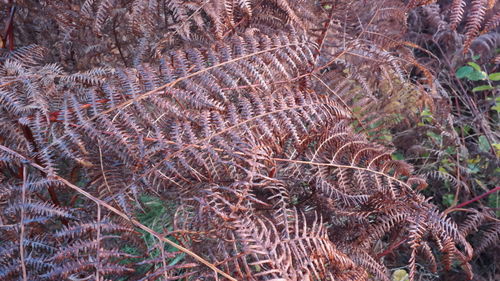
[
  {"left": 452, "top": 186, "right": 500, "bottom": 209},
  {"left": 2, "top": 5, "right": 16, "bottom": 50},
  {"left": 20, "top": 163, "right": 28, "bottom": 281},
  {"left": 96, "top": 204, "right": 101, "bottom": 281},
  {"left": 377, "top": 238, "right": 407, "bottom": 259}
]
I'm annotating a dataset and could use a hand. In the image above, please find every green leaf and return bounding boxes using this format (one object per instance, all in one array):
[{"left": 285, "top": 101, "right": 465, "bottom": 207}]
[
  {"left": 460, "top": 124, "right": 472, "bottom": 135},
  {"left": 456, "top": 66, "right": 474, "bottom": 79},
  {"left": 467, "top": 70, "right": 487, "bottom": 81},
  {"left": 392, "top": 269, "right": 409, "bottom": 281},
  {"left": 467, "top": 163, "right": 480, "bottom": 174},
  {"left": 420, "top": 108, "right": 433, "bottom": 117},
  {"left": 379, "top": 133, "right": 393, "bottom": 142},
  {"left": 478, "top": 135, "right": 490, "bottom": 152},
  {"left": 488, "top": 72, "right": 500, "bottom": 81},
  {"left": 167, "top": 253, "right": 185, "bottom": 266},
  {"left": 466, "top": 156, "right": 480, "bottom": 164},
  {"left": 419, "top": 108, "right": 434, "bottom": 124},
  {"left": 445, "top": 146, "right": 456, "bottom": 154},
  {"left": 392, "top": 152, "right": 404, "bottom": 160},
  {"left": 472, "top": 85, "right": 494, "bottom": 92},
  {"left": 442, "top": 193, "right": 455, "bottom": 207},
  {"left": 467, "top": 62, "right": 482, "bottom": 72},
  {"left": 426, "top": 131, "right": 441, "bottom": 142},
  {"left": 472, "top": 54, "right": 481, "bottom": 60},
  {"left": 492, "top": 143, "right": 500, "bottom": 157}
]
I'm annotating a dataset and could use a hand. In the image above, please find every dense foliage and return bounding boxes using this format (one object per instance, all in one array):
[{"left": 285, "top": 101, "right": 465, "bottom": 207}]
[{"left": 0, "top": 1, "right": 498, "bottom": 280}]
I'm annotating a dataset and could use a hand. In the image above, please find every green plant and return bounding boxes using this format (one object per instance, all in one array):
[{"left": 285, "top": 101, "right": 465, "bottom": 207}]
[
  {"left": 456, "top": 61, "right": 500, "bottom": 92},
  {"left": 120, "top": 195, "right": 183, "bottom": 278}
]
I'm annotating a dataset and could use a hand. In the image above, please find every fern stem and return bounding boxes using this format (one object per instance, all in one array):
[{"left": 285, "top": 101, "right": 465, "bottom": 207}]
[
  {"left": 376, "top": 238, "right": 407, "bottom": 259},
  {"left": 19, "top": 164, "right": 28, "bottom": 281},
  {"left": 454, "top": 186, "right": 500, "bottom": 209},
  {"left": 272, "top": 157, "right": 412, "bottom": 191}
]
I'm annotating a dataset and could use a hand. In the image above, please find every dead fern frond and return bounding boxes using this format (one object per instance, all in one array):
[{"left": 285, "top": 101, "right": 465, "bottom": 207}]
[{"left": 0, "top": 1, "right": 485, "bottom": 281}]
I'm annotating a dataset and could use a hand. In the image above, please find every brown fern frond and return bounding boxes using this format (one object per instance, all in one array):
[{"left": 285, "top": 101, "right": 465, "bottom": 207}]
[
  {"left": 474, "top": 225, "right": 500, "bottom": 254},
  {"left": 351, "top": 250, "right": 390, "bottom": 281},
  {"left": 483, "top": 11, "right": 500, "bottom": 32},
  {"left": 419, "top": 241, "right": 438, "bottom": 273},
  {"left": 450, "top": 0, "right": 468, "bottom": 29},
  {"left": 94, "top": 0, "right": 117, "bottom": 35},
  {"left": 464, "top": 0, "right": 489, "bottom": 52},
  {"left": 458, "top": 210, "right": 500, "bottom": 256}
]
